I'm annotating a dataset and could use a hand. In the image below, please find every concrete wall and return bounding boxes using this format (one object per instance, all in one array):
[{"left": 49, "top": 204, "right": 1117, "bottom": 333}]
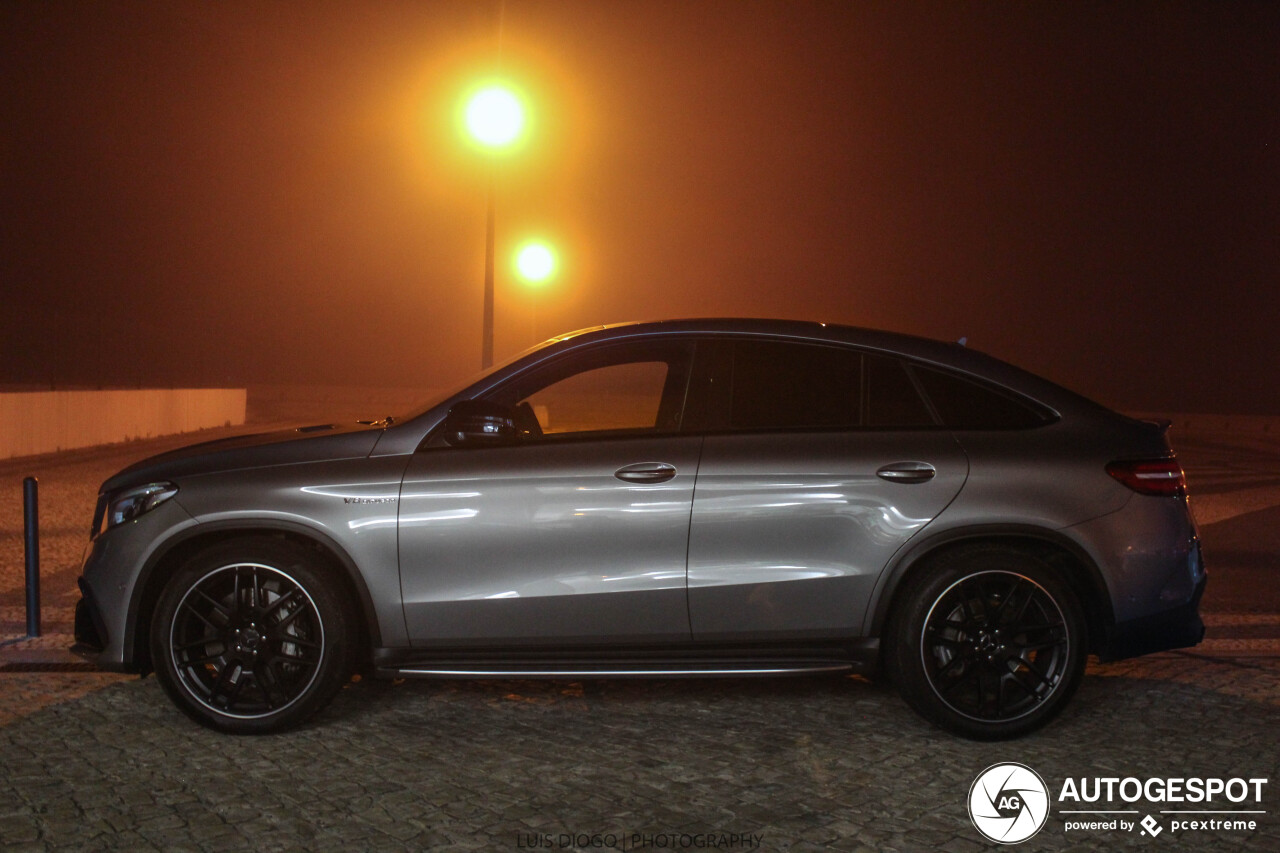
[{"left": 0, "top": 389, "right": 246, "bottom": 459}]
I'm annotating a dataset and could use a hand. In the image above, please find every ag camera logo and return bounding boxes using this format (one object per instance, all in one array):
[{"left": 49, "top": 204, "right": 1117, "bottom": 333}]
[{"left": 968, "top": 763, "right": 1050, "bottom": 844}]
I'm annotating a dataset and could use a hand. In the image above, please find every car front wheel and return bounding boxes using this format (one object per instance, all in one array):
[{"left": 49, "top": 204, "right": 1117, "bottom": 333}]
[
  {"left": 151, "top": 537, "right": 354, "bottom": 734},
  {"left": 889, "top": 545, "right": 1087, "bottom": 740}
]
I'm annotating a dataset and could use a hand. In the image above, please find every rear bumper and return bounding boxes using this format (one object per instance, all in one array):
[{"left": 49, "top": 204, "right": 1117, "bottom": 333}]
[{"left": 1099, "top": 571, "right": 1206, "bottom": 662}]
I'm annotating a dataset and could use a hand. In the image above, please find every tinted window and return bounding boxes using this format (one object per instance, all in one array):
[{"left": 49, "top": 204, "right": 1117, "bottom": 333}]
[
  {"left": 864, "top": 355, "right": 935, "bottom": 427},
  {"left": 914, "top": 367, "right": 1050, "bottom": 429},
  {"left": 491, "top": 341, "right": 693, "bottom": 439},
  {"left": 729, "top": 341, "right": 860, "bottom": 430},
  {"left": 523, "top": 361, "right": 670, "bottom": 435}
]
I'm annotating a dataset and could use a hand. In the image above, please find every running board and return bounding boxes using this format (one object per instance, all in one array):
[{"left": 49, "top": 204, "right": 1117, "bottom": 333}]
[{"left": 378, "top": 661, "right": 855, "bottom": 680}]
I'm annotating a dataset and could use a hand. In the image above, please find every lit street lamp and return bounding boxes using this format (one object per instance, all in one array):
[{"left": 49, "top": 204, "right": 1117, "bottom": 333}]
[
  {"left": 463, "top": 83, "right": 526, "bottom": 368},
  {"left": 464, "top": 86, "right": 524, "bottom": 148},
  {"left": 513, "top": 239, "right": 558, "bottom": 346},
  {"left": 514, "top": 240, "right": 557, "bottom": 285}
]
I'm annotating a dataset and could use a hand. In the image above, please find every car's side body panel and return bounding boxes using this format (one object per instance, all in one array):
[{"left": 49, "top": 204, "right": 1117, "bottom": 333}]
[
  {"left": 398, "top": 436, "right": 704, "bottom": 646},
  {"left": 933, "top": 419, "right": 1199, "bottom": 627},
  {"left": 687, "top": 430, "right": 968, "bottom": 640},
  {"left": 167, "top": 455, "right": 412, "bottom": 649},
  {"left": 1062, "top": 497, "right": 1202, "bottom": 625}
]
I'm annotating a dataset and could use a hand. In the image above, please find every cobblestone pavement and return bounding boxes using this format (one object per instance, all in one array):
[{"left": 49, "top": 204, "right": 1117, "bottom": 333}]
[{"left": 0, "top": 652, "right": 1277, "bottom": 852}]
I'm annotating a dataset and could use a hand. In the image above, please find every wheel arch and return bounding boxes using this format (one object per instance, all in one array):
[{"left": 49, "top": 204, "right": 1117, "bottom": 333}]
[
  {"left": 125, "top": 520, "right": 381, "bottom": 675},
  {"left": 867, "top": 524, "right": 1115, "bottom": 656}
]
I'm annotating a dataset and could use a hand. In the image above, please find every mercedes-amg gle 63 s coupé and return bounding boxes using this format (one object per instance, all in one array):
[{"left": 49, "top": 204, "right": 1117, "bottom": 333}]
[{"left": 73, "top": 320, "right": 1205, "bottom": 739}]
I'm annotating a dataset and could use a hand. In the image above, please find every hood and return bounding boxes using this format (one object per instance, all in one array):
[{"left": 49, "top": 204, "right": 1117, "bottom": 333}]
[{"left": 101, "top": 422, "right": 385, "bottom": 492}]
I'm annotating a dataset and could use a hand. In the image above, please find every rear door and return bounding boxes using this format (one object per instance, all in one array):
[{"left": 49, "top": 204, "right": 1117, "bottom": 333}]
[{"left": 686, "top": 339, "right": 968, "bottom": 640}]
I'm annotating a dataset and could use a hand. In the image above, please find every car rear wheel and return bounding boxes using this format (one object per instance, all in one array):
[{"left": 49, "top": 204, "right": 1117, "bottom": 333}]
[
  {"left": 889, "top": 545, "right": 1086, "bottom": 740},
  {"left": 151, "top": 537, "right": 354, "bottom": 734}
]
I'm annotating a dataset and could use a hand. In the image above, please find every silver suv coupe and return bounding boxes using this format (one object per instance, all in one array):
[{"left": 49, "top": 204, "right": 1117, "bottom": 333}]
[{"left": 73, "top": 319, "right": 1205, "bottom": 739}]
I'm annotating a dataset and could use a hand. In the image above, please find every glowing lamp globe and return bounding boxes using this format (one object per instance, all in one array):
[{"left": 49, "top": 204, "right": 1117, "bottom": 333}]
[
  {"left": 515, "top": 241, "right": 557, "bottom": 283},
  {"left": 464, "top": 86, "right": 525, "bottom": 149}
]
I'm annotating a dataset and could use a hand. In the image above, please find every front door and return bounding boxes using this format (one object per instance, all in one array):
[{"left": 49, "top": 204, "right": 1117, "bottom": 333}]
[{"left": 398, "top": 339, "right": 700, "bottom": 646}]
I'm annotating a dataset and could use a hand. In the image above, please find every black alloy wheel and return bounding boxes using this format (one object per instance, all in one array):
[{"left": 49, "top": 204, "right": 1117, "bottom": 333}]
[
  {"left": 891, "top": 545, "right": 1086, "bottom": 740},
  {"left": 922, "top": 570, "right": 1070, "bottom": 720},
  {"left": 152, "top": 538, "right": 353, "bottom": 733}
]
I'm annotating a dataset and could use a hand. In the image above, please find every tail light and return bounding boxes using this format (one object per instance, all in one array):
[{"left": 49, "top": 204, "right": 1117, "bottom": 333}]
[{"left": 1106, "top": 458, "right": 1186, "bottom": 497}]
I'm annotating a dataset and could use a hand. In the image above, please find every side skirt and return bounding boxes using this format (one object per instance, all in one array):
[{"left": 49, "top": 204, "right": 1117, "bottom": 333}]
[{"left": 371, "top": 639, "right": 880, "bottom": 680}]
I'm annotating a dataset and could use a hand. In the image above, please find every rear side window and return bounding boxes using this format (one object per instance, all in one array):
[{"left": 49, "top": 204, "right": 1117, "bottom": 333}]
[
  {"left": 864, "top": 355, "right": 934, "bottom": 427},
  {"left": 720, "top": 341, "right": 936, "bottom": 431},
  {"left": 913, "top": 366, "right": 1052, "bottom": 429},
  {"left": 729, "top": 341, "right": 860, "bottom": 430}
]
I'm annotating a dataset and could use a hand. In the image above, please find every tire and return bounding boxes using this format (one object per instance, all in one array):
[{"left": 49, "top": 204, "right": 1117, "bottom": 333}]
[
  {"left": 151, "top": 537, "right": 355, "bottom": 734},
  {"left": 888, "top": 545, "right": 1087, "bottom": 740}
]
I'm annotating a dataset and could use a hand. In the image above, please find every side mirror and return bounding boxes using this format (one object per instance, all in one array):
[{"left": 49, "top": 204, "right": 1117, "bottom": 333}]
[{"left": 442, "top": 400, "right": 519, "bottom": 447}]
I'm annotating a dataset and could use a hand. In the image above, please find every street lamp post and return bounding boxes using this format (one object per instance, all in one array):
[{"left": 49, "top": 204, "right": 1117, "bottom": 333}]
[
  {"left": 482, "top": 175, "right": 496, "bottom": 368},
  {"left": 464, "top": 84, "right": 526, "bottom": 368}
]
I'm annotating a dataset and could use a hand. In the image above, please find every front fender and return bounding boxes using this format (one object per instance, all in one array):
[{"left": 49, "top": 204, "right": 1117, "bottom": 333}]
[{"left": 122, "top": 517, "right": 398, "bottom": 670}]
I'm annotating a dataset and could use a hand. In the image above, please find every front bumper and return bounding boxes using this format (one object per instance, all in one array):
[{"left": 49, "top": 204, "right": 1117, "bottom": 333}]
[
  {"left": 71, "top": 579, "right": 138, "bottom": 672},
  {"left": 69, "top": 498, "right": 199, "bottom": 673},
  {"left": 71, "top": 580, "right": 105, "bottom": 656}
]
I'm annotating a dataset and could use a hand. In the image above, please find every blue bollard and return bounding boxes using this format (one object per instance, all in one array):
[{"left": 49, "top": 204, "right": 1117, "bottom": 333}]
[{"left": 24, "top": 476, "right": 40, "bottom": 638}]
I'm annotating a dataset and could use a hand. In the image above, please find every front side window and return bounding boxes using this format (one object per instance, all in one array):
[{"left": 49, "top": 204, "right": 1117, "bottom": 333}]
[
  {"left": 490, "top": 341, "right": 693, "bottom": 440},
  {"left": 522, "top": 360, "right": 670, "bottom": 435}
]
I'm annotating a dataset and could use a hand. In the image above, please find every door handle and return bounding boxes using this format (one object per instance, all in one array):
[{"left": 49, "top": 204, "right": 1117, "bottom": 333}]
[
  {"left": 876, "top": 461, "right": 936, "bottom": 484},
  {"left": 615, "top": 462, "right": 677, "bottom": 483}
]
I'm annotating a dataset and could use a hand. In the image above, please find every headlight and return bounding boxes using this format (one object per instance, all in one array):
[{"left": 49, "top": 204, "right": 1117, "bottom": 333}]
[{"left": 96, "top": 482, "right": 178, "bottom": 536}]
